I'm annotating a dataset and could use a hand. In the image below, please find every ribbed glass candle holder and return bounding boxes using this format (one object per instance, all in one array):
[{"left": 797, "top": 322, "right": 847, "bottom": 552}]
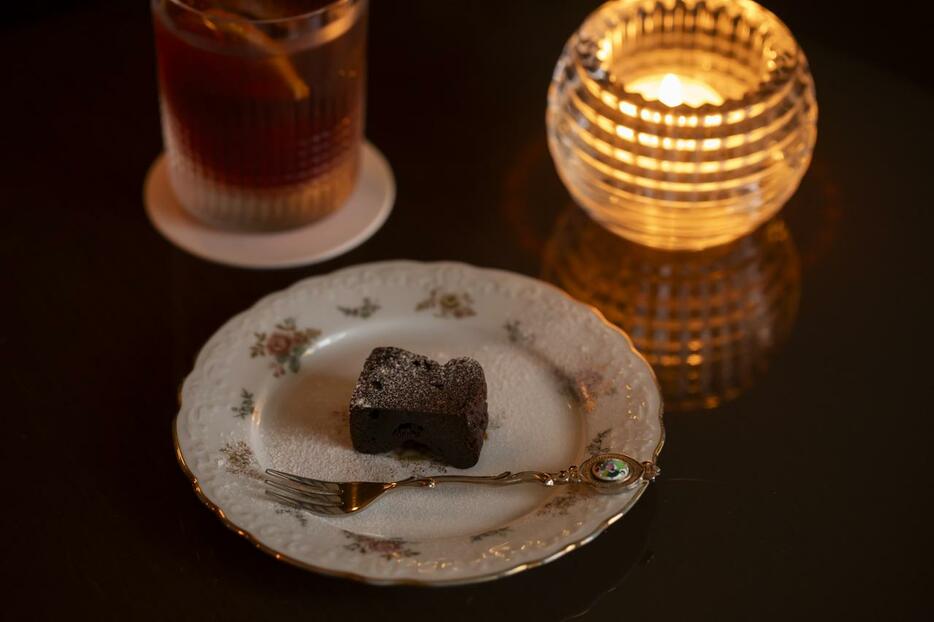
[
  {"left": 542, "top": 208, "right": 800, "bottom": 412},
  {"left": 547, "top": 0, "right": 817, "bottom": 250}
]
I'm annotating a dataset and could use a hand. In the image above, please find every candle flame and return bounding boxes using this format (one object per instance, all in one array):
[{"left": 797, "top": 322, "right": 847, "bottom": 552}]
[
  {"left": 627, "top": 73, "right": 724, "bottom": 107},
  {"left": 657, "top": 73, "right": 685, "bottom": 107}
]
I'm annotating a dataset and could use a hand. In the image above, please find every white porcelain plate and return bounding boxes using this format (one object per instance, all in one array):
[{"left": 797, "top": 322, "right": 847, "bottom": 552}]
[{"left": 175, "top": 261, "right": 664, "bottom": 585}]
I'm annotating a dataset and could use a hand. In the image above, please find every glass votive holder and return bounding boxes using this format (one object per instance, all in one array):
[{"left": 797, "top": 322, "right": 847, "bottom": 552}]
[
  {"left": 547, "top": 0, "right": 817, "bottom": 250},
  {"left": 152, "top": 0, "right": 368, "bottom": 231}
]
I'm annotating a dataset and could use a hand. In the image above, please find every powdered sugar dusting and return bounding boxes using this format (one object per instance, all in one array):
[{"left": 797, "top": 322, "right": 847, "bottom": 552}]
[{"left": 255, "top": 330, "right": 580, "bottom": 539}]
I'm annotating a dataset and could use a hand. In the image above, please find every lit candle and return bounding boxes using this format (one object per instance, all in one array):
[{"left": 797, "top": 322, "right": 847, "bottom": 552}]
[
  {"left": 547, "top": 0, "right": 817, "bottom": 251},
  {"left": 627, "top": 73, "right": 724, "bottom": 108}
]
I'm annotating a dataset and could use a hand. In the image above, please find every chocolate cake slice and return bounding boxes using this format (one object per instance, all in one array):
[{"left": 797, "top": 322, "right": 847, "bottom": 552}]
[{"left": 349, "top": 347, "right": 488, "bottom": 469}]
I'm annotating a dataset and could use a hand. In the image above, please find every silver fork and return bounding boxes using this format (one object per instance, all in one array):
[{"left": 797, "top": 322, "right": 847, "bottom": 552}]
[{"left": 265, "top": 452, "right": 659, "bottom": 516}]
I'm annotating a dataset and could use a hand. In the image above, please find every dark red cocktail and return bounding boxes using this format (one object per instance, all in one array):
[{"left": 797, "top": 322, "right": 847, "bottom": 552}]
[{"left": 152, "top": 0, "right": 367, "bottom": 230}]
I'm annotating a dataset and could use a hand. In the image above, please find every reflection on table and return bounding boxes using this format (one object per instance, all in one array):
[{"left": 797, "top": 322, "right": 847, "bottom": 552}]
[{"left": 542, "top": 207, "right": 800, "bottom": 412}]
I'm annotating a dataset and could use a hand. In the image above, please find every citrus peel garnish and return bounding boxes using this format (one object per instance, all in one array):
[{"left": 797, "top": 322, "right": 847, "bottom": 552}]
[{"left": 201, "top": 8, "right": 310, "bottom": 101}]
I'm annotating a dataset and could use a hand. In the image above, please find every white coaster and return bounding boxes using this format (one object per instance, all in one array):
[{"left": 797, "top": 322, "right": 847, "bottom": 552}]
[{"left": 144, "top": 142, "right": 395, "bottom": 269}]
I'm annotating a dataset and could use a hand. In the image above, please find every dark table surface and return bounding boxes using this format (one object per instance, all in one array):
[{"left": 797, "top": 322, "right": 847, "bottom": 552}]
[{"left": 3, "top": 1, "right": 932, "bottom": 619}]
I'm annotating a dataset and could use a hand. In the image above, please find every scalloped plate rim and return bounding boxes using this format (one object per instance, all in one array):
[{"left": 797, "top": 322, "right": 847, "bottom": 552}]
[{"left": 173, "top": 260, "right": 665, "bottom": 586}]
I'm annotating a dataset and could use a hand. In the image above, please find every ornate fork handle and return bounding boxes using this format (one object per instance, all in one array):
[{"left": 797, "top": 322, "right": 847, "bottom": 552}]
[
  {"left": 397, "top": 470, "right": 561, "bottom": 488},
  {"left": 265, "top": 452, "right": 662, "bottom": 516},
  {"left": 396, "top": 453, "right": 660, "bottom": 495}
]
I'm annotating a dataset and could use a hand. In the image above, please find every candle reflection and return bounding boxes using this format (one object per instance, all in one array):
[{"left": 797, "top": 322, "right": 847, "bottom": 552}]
[{"left": 542, "top": 207, "right": 800, "bottom": 412}]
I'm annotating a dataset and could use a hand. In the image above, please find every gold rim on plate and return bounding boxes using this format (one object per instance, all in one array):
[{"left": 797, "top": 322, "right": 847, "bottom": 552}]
[{"left": 172, "top": 261, "right": 665, "bottom": 586}]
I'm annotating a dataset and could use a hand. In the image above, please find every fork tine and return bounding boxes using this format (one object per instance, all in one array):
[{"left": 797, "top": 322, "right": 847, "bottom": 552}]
[
  {"left": 264, "top": 478, "right": 341, "bottom": 500},
  {"left": 266, "top": 489, "right": 303, "bottom": 510},
  {"left": 265, "top": 468, "right": 342, "bottom": 493},
  {"left": 266, "top": 490, "right": 346, "bottom": 516}
]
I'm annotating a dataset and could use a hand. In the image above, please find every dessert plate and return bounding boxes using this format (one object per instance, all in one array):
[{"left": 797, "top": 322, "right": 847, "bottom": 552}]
[{"left": 174, "top": 261, "right": 664, "bottom": 585}]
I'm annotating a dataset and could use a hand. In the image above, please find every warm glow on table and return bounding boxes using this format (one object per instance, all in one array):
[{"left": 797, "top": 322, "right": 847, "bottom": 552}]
[{"left": 627, "top": 73, "right": 724, "bottom": 108}]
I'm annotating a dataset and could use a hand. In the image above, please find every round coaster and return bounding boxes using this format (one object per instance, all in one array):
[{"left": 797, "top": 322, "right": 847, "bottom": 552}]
[{"left": 144, "top": 142, "right": 395, "bottom": 269}]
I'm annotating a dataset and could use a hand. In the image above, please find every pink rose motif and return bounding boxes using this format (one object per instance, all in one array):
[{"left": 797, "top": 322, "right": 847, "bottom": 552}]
[
  {"left": 266, "top": 333, "right": 293, "bottom": 357},
  {"left": 250, "top": 321, "right": 322, "bottom": 378}
]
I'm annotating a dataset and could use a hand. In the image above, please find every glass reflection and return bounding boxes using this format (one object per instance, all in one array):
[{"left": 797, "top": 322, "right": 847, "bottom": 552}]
[{"left": 542, "top": 207, "right": 800, "bottom": 412}]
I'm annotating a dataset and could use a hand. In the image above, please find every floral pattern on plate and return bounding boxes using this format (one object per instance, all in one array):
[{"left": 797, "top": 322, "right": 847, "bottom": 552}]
[
  {"left": 586, "top": 429, "right": 613, "bottom": 455},
  {"left": 220, "top": 441, "right": 262, "bottom": 481},
  {"left": 338, "top": 297, "right": 381, "bottom": 319},
  {"left": 343, "top": 532, "right": 420, "bottom": 560},
  {"left": 415, "top": 288, "right": 476, "bottom": 318},
  {"left": 175, "top": 261, "right": 663, "bottom": 585},
  {"left": 250, "top": 318, "right": 321, "bottom": 377},
  {"left": 504, "top": 319, "right": 535, "bottom": 346},
  {"left": 231, "top": 389, "right": 255, "bottom": 419},
  {"left": 536, "top": 490, "right": 592, "bottom": 517},
  {"left": 470, "top": 527, "right": 511, "bottom": 543}
]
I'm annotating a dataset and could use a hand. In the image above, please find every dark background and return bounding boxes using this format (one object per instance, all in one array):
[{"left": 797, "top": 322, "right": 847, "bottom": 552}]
[
  {"left": 5, "top": 0, "right": 933, "bottom": 89},
  {"left": 2, "top": 1, "right": 932, "bottom": 620}
]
